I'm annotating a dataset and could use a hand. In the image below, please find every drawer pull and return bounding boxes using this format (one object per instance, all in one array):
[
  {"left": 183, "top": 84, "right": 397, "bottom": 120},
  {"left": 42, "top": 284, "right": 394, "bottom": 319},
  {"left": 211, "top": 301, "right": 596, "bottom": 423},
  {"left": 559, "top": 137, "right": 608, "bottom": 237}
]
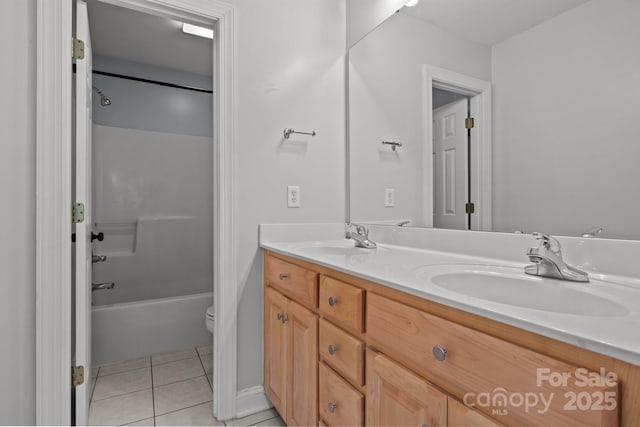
[
  {"left": 328, "top": 402, "right": 337, "bottom": 413},
  {"left": 432, "top": 345, "right": 448, "bottom": 362},
  {"left": 279, "top": 273, "right": 288, "bottom": 280},
  {"left": 328, "top": 345, "right": 337, "bottom": 355},
  {"left": 328, "top": 296, "right": 338, "bottom": 306}
]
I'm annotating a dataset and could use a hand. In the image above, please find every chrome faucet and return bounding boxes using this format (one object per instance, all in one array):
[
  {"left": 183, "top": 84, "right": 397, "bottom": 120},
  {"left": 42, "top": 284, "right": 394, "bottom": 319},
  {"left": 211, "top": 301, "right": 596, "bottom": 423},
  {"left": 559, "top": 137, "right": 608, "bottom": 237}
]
[
  {"left": 525, "top": 232, "right": 589, "bottom": 282},
  {"left": 581, "top": 226, "right": 604, "bottom": 238},
  {"left": 346, "top": 224, "right": 377, "bottom": 249},
  {"left": 92, "top": 282, "right": 115, "bottom": 292}
]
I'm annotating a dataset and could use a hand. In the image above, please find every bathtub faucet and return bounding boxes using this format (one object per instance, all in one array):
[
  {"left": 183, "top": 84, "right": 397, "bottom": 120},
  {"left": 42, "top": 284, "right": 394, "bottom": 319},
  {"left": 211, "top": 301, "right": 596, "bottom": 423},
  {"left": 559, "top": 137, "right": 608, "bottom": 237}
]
[{"left": 92, "top": 282, "right": 115, "bottom": 292}]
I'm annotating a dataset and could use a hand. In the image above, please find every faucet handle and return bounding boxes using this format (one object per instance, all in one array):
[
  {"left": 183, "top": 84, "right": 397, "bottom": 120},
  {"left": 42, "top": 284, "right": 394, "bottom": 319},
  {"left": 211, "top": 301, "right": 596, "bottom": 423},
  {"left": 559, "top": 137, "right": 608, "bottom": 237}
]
[
  {"left": 351, "top": 223, "right": 368, "bottom": 237},
  {"left": 532, "top": 232, "right": 561, "bottom": 254}
]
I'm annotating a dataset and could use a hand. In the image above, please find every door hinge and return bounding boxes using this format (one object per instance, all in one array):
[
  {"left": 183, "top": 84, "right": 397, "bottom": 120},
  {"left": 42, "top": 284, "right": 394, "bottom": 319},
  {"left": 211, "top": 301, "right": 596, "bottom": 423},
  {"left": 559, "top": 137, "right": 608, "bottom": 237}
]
[
  {"left": 465, "top": 117, "right": 475, "bottom": 129},
  {"left": 72, "top": 38, "right": 85, "bottom": 59},
  {"left": 72, "top": 202, "right": 85, "bottom": 223},
  {"left": 72, "top": 366, "right": 85, "bottom": 387},
  {"left": 465, "top": 202, "right": 475, "bottom": 214}
]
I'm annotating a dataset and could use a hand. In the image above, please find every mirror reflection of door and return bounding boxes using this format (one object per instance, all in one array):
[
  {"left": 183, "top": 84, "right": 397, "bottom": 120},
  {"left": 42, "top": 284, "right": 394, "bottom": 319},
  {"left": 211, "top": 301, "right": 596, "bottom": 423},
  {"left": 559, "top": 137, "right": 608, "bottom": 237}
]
[{"left": 432, "top": 89, "right": 470, "bottom": 230}]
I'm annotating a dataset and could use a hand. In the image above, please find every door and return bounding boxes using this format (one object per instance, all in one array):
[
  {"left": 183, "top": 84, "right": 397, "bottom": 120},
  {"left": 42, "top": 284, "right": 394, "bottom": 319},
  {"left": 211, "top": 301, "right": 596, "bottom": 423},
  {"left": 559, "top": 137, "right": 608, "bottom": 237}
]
[
  {"left": 287, "top": 301, "right": 318, "bottom": 426},
  {"left": 74, "top": 1, "right": 93, "bottom": 424},
  {"left": 264, "top": 287, "right": 288, "bottom": 418},
  {"left": 448, "top": 397, "right": 504, "bottom": 427},
  {"left": 433, "top": 98, "right": 468, "bottom": 230},
  {"left": 366, "top": 349, "right": 447, "bottom": 427}
]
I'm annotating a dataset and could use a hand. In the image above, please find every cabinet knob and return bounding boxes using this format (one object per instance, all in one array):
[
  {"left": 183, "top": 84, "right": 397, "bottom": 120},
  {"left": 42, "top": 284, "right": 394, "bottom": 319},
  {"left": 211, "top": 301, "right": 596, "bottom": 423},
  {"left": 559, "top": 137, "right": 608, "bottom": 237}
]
[
  {"left": 276, "top": 313, "right": 283, "bottom": 321},
  {"left": 328, "top": 296, "right": 338, "bottom": 306},
  {"left": 279, "top": 273, "right": 288, "bottom": 280},
  {"left": 432, "top": 345, "right": 448, "bottom": 362},
  {"left": 281, "top": 316, "right": 289, "bottom": 324},
  {"left": 328, "top": 345, "right": 337, "bottom": 355},
  {"left": 328, "top": 402, "right": 337, "bottom": 413}
]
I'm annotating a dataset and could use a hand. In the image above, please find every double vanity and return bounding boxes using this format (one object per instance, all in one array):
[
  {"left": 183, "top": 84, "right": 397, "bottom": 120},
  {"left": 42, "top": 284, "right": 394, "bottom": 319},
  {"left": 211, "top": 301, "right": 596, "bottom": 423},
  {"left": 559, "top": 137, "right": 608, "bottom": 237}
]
[
  {"left": 260, "top": 1, "right": 640, "bottom": 425},
  {"left": 261, "top": 224, "right": 640, "bottom": 427}
]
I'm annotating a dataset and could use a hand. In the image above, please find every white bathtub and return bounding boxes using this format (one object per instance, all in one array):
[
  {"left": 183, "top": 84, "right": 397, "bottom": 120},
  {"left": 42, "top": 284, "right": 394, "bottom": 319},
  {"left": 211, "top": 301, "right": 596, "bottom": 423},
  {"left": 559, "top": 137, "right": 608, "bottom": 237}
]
[{"left": 92, "top": 292, "right": 213, "bottom": 365}]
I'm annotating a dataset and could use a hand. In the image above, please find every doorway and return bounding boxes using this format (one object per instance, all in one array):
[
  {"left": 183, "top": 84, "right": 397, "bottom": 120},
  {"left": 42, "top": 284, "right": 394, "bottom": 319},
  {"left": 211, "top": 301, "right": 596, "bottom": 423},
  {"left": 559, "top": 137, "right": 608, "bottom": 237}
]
[
  {"left": 35, "top": 0, "right": 237, "bottom": 424},
  {"left": 77, "top": 1, "right": 215, "bottom": 424},
  {"left": 432, "top": 89, "right": 471, "bottom": 230},
  {"left": 422, "top": 65, "right": 493, "bottom": 232}
]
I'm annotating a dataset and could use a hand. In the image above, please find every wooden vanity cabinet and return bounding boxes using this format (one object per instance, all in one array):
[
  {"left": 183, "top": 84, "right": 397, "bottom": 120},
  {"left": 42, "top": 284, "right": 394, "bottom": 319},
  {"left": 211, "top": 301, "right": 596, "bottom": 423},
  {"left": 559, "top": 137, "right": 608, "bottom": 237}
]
[
  {"left": 264, "top": 286, "right": 318, "bottom": 426},
  {"left": 264, "top": 252, "right": 631, "bottom": 427}
]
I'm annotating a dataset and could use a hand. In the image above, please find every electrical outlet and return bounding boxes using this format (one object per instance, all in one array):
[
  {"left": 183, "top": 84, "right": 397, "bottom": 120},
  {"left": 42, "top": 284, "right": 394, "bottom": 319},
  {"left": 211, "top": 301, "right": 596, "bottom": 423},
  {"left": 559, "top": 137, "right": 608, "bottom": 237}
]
[
  {"left": 385, "top": 188, "right": 395, "bottom": 207},
  {"left": 287, "top": 185, "right": 301, "bottom": 208}
]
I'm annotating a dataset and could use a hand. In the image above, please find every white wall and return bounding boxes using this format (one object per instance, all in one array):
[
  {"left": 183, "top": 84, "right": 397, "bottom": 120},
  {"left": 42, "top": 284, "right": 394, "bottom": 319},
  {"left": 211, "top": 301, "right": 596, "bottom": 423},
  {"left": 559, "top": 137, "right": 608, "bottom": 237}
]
[
  {"left": 0, "top": 0, "right": 36, "bottom": 424},
  {"left": 229, "top": 0, "right": 346, "bottom": 391},
  {"left": 492, "top": 0, "right": 640, "bottom": 239},
  {"left": 346, "top": 0, "right": 406, "bottom": 48},
  {"left": 92, "top": 55, "right": 213, "bottom": 137},
  {"left": 349, "top": 11, "right": 491, "bottom": 227}
]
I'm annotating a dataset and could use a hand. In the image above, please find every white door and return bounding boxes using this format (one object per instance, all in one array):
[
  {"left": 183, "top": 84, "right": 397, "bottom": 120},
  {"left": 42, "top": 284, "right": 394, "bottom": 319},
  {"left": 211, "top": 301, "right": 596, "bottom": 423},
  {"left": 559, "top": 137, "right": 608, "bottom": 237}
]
[
  {"left": 433, "top": 99, "right": 468, "bottom": 230},
  {"left": 75, "top": 1, "right": 93, "bottom": 424}
]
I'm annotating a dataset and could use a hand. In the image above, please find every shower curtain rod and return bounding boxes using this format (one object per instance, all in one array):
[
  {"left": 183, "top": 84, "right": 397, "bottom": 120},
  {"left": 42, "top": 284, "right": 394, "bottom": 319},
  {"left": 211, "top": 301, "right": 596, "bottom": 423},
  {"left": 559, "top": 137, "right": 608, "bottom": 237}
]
[{"left": 92, "top": 69, "right": 213, "bottom": 94}]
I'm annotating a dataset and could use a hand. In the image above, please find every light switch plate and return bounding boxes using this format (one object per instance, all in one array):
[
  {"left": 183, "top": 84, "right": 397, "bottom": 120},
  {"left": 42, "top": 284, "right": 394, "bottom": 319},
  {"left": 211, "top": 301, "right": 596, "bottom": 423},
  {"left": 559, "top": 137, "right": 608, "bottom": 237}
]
[
  {"left": 385, "top": 188, "right": 395, "bottom": 207},
  {"left": 287, "top": 185, "right": 301, "bottom": 208}
]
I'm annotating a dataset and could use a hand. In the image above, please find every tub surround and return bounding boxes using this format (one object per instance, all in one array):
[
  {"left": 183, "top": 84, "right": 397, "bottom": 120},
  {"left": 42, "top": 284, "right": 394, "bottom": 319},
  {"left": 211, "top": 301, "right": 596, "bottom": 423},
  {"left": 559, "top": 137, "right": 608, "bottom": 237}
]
[{"left": 259, "top": 223, "right": 640, "bottom": 366}]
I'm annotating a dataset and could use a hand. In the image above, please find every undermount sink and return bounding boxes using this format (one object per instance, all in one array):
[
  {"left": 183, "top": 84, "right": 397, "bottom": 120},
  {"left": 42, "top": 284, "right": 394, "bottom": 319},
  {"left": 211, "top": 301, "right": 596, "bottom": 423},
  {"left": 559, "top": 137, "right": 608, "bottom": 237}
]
[{"left": 416, "top": 265, "right": 629, "bottom": 317}]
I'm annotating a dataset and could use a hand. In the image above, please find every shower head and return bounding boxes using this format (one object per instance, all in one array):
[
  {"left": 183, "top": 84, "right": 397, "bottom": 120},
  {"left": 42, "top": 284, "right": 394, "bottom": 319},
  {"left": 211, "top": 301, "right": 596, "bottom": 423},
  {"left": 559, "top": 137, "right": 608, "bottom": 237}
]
[{"left": 92, "top": 86, "right": 112, "bottom": 106}]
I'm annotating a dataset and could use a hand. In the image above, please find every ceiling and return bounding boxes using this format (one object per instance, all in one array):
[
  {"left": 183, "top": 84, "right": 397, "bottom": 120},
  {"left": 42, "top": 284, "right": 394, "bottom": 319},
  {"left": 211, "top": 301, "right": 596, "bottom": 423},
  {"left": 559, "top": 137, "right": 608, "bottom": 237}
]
[
  {"left": 402, "top": 0, "right": 591, "bottom": 46},
  {"left": 87, "top": 1, "right": 213, "bottom": 76}
]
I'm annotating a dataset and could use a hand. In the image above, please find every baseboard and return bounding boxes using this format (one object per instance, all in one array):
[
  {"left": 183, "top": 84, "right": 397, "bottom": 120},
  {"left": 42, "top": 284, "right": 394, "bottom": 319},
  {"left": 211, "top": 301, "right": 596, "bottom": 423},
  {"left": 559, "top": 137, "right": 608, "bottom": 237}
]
[{"left": 235, "top": 386, "right": 273, "bottom": 418}]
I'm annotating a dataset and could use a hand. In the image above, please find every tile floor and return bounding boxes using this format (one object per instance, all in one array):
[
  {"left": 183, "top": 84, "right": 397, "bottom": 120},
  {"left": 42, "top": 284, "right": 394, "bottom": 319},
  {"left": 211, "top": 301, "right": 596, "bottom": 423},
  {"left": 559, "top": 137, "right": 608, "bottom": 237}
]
[{"left": 89, "top": 345, "right": 285, "bottom": 426}]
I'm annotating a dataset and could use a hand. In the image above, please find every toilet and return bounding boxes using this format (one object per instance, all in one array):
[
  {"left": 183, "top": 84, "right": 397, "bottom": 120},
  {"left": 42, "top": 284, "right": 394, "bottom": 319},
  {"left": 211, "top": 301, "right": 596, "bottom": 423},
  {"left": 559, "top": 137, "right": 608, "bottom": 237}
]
[{"left": 205, "top": 305, "right": 215, "bottom": 333}]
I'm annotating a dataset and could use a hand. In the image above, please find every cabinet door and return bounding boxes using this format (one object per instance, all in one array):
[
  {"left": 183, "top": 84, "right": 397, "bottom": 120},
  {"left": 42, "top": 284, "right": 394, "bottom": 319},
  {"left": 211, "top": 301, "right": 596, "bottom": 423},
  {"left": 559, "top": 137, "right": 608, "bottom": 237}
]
[
  {"left": 264, "top": 287, "right": 288, "bottom": 417},
  {"left": 287, "top": 300, "right": 318, "bottom": 426},
  {"left": 448, "top": 397, "right": 504, "bottom": 427},
  {"left": 366, "top": 349, "right": 446, "bottom": 427}
]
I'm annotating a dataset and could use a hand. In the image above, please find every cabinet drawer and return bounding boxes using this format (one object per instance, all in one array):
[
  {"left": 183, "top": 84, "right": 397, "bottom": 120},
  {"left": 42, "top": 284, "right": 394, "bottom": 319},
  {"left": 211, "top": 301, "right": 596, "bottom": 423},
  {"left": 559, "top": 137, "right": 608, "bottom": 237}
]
[
  {"left": 448, "top": 397, "right": 504, "bottom": 427},
  {"left": 265, "top": 256, "right": 318, "bottom": 308},
  {"left": 319, "top": 362, "right": 363, "bottom": 426},
  {"left": 319, "top": 276, "right": 364, "bottom": 334},
  {"left": 319, "top": 318, "right": 364, "bottom": 386},
  {"left": 366, "top": 293, "right": 619, "bottom": 427}
]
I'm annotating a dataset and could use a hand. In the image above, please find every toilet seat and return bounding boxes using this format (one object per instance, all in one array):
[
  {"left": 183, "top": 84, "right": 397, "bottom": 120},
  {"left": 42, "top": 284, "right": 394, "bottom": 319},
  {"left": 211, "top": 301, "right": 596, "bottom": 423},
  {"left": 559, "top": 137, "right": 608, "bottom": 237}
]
[{"left": 206, "top": 305, "right": 215, "bottom": 333}]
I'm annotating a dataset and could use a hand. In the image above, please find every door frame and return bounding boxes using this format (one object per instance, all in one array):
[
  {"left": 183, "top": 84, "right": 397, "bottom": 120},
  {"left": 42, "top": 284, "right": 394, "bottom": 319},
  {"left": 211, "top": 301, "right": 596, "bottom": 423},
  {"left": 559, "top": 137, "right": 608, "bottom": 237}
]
[
  {"left": 422, "top": 65, "right": 492, "bottom": 231},
  {"left": 35, "top": 0, "right": 238, "bottom": 423}
]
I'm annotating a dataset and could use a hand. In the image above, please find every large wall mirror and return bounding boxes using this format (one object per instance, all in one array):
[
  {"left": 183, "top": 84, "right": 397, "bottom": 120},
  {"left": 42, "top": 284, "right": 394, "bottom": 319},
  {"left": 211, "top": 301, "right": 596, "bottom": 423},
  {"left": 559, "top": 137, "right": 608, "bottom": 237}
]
[{"left": 347, "top": 0, "right": 640, "bottom": 240}]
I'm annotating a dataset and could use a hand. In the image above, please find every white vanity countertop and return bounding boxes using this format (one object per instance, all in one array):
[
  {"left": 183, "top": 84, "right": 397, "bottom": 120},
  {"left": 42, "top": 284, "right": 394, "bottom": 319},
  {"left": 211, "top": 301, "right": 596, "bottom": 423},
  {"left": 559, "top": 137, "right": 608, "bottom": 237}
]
[{"left": 261, "top": 239, "right": 640, "bottom": 367}]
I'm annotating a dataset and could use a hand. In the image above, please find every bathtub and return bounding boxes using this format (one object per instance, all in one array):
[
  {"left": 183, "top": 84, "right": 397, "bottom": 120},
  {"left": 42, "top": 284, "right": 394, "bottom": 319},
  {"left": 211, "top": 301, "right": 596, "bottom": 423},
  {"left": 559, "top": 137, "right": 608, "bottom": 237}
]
[{"left": 92, "top": 292, "right": 213, "bottom": 365}]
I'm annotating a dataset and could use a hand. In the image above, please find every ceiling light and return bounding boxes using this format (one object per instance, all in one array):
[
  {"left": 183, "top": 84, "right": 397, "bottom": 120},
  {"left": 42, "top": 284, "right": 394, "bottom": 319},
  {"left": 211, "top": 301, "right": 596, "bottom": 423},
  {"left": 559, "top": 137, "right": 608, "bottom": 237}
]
[
  {"left": 182, "top": 23, "right": 214, "bottom": 39},
  {"left": 405, "top": 0, "right": 419, "bottom": 6}
]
